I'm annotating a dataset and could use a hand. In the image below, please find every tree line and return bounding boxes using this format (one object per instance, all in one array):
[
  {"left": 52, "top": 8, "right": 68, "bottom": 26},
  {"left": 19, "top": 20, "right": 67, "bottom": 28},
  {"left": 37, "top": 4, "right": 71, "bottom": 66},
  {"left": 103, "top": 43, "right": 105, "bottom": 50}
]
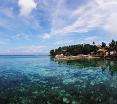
[{"left": 50, "top": 40, "right": 117, "bottom": 57}]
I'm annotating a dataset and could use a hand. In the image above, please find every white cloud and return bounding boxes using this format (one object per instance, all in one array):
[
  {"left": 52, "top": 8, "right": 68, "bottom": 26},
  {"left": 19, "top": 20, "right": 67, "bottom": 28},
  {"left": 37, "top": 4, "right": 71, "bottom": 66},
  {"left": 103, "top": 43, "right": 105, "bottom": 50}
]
[
  {"left": 18, "top": 0, "right": 37, "bottom": 16},
  {"left": 0, "top": 7, "right": 14, "bottom": 18},
  {"left": 104, "top": 13, "right": 117, "bottom": 35},
  {"left": 15, "top": 34, "right": 30, "bottom": 40},
  {"left": 47, "top": 0, "right": 117, "bottom": 36},
  {"left": 56, "top": 40, "right": 75, "bottom": 46},
  {"left": 53, "top": 1, "right": 103, "bottom": 34},
  {"left": 6, "top": 45, "right": 46, "bottom": 55},
  {"left": 96, "top": 0, "right": 117, "bottom": 35},
  {"left": 42, "top": 33, "right": 50, "bottom": 40},
  {"left": 72, "top": 0, "right": 117, "bottom": 35}
]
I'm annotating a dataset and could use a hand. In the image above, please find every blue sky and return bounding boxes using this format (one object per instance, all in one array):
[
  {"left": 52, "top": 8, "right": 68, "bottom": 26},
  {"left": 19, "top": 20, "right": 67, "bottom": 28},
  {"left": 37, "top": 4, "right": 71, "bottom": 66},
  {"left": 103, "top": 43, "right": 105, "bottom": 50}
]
[{"left": 0, "top": 0, "right": 117, "bottom": 55}]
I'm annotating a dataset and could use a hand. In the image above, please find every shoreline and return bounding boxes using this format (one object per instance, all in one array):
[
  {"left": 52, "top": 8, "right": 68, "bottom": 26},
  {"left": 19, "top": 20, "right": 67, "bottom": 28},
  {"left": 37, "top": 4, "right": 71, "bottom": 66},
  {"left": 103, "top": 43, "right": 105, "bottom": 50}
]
[
  {"left": 55, "top": 55, "right": 101, "bottom": 61},
  {"left": 54, "top": 55, "right": 117, "bottom": 61}
]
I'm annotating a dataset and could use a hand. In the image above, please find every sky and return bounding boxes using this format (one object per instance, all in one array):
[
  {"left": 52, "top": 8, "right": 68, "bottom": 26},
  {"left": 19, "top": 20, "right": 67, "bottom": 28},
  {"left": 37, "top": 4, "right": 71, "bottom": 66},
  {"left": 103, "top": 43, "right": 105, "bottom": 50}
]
[{"left": 0, "top": 0, "right": 117, "bottom": 55}]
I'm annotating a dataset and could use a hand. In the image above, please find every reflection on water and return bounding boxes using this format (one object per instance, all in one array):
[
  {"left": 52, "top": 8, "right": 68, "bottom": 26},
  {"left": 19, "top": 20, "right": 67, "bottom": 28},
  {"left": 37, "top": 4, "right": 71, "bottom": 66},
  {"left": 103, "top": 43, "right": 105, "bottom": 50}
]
[{"left": 0, "top": 56, "right": 117, "bottom": 104}]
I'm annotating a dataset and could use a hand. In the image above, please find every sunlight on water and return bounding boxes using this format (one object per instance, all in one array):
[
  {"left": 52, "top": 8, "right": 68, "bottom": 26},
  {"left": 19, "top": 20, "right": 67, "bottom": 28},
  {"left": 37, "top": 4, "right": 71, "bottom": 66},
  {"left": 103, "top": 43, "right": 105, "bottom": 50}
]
[{"left": 0, "top": 56, "right": 117, "bottom": 104}]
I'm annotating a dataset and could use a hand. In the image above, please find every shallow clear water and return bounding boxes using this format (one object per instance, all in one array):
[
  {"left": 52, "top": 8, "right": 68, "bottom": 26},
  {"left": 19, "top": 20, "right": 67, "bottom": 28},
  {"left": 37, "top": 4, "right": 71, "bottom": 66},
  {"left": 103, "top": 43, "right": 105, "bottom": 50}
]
[{"left": 0, "top": 55, "right": 117, "bottom": 104}]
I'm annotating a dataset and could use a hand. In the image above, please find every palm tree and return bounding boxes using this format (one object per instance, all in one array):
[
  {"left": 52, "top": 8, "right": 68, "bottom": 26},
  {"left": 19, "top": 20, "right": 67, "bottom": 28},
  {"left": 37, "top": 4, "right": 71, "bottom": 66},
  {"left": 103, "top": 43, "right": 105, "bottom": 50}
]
[
  {"left": 93, "top": 42, "right": 95, "bottom": 45},
  {"left": 101, "top": 42, "right": 106, "bottom": 48},
  {"left": 109, "top": 40, "right": 116, "bottom": 51}
]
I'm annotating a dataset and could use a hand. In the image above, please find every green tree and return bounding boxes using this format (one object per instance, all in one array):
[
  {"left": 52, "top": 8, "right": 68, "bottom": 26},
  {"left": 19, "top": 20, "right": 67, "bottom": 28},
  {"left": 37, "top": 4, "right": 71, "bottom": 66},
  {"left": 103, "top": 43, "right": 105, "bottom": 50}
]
[
  {"left": 109, "top": 40, "right": 116, "bottom": 51},
  {"left": 50, "top": 50, "right": 55, "bottom": 56},
  {"left": 101, "top": 42, "right": 106, "bottom": 48}
]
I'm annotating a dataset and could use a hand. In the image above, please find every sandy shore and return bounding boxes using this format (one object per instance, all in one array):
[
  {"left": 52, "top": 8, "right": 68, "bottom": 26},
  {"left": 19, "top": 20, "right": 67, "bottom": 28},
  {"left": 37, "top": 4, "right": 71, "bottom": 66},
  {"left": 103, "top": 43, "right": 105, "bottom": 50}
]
[{"left": 55, "top": 55, "right": 100, "bottom": 61}]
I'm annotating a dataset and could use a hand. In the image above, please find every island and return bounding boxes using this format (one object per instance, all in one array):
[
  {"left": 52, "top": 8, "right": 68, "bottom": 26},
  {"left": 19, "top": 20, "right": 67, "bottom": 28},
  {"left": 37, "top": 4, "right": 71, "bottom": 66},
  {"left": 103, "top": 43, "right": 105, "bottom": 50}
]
[{"left": 50, "top": 40, "right": 117, "bottom": 61}]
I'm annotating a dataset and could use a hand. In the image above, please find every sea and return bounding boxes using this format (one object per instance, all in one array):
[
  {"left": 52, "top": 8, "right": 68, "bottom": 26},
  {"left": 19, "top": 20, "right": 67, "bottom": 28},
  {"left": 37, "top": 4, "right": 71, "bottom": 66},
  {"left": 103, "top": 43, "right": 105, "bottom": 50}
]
[{"left": 0, "top": 55, "right": 117, "bottom": 104}]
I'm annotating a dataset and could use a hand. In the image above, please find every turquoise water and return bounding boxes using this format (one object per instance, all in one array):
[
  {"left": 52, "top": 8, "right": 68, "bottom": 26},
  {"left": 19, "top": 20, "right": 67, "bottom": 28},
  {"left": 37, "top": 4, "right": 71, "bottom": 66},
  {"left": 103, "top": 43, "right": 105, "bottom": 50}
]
[{"left": 0, "top": 56, "right": 117, "bottom": 104}]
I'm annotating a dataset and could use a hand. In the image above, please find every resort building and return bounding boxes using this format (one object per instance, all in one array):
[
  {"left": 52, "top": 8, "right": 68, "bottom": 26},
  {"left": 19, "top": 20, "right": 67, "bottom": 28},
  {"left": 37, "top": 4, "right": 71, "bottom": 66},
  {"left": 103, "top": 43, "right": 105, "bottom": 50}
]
[{"left": 97, "top": 48, "right": 108, "bottom": 57}]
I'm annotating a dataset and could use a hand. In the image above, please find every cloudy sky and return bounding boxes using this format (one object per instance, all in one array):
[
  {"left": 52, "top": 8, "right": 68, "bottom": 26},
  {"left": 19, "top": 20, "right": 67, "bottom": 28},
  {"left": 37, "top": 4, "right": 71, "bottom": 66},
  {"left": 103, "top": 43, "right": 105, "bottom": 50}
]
[{"left": 0, "top": 0, "right": 117, "bottom": 55}]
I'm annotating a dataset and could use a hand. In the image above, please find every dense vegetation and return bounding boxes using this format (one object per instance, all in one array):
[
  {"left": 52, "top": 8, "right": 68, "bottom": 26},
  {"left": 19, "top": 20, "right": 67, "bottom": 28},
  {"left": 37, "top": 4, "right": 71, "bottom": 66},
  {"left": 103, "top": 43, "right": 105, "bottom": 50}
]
[{"left": 50, "top": 40, "right": 117, "bottom": 57}]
